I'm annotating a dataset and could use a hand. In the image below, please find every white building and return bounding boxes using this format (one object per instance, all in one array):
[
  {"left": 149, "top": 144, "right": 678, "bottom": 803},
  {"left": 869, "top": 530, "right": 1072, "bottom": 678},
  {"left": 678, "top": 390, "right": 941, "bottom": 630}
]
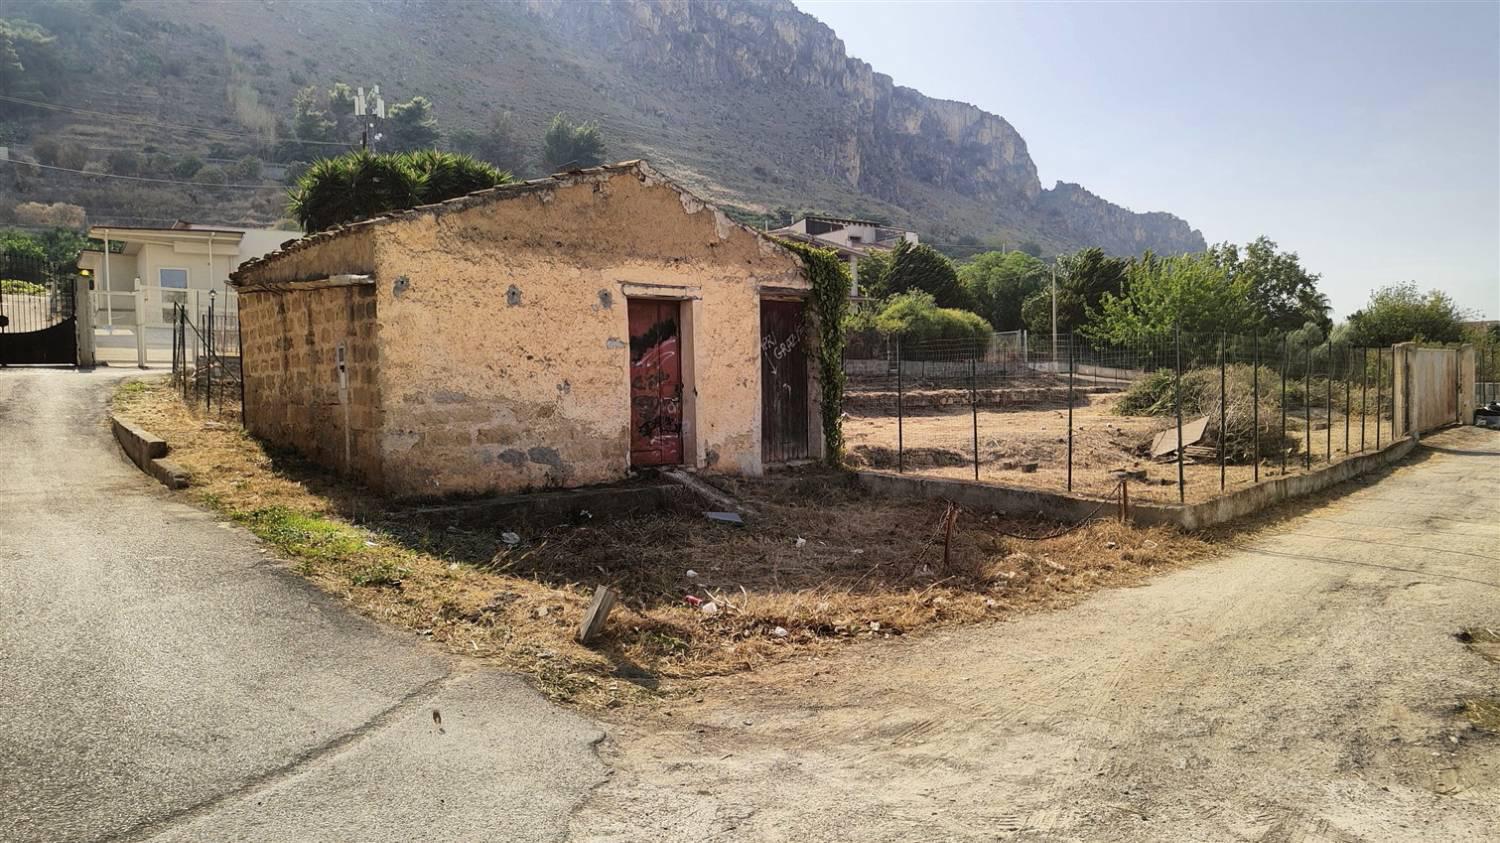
[
  {"left": 770, "top": 215, "right": 918, "bottom": 297},
  {"left": 78, "top": 222, "right": 291, "bottom": 328}
]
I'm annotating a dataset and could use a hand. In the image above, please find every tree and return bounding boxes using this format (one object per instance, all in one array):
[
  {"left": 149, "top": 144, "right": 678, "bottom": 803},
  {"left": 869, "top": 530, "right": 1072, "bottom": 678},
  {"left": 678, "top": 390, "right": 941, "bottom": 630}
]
[
  {"left": 1084, "top": 252, "right": 1253, "bottom": 348},
  {"left": 851, "top": 247, "right": 892, "bottom": 298},
  {"left": 1208, "top": 236, "right": 1329, "bottom": 333},
  {"left": 1344, "top": 282, "right": 1470, "bottom": 346},
  {"left": 542, "top": 113, "right": 606, "bottom": 171},
  {"left": 0, "top": 19, "right": 62, "bottom": 113},
  {"left": 958, "top": 250, "right": 1046, "bottom": 331},
  {"left": 1020, "top": 247, "right": 1130, "bottom": 336},
  {"left": 105, "top": 149, "right": 141, "bottom": 176},
  {"left": 227, "top": 155, "right": 262, "bottom": 182},
  {"left": 882, "top": 239, "right": 973, "bottom": 311},
  {"left": 288, "top": 150, "right": 509, "bottom": 232},
  {"left": 291, "top": 85, "right": 336, "bottom": 142},
  {"left": 449, "top": 111, "right": 525, "bottom": 173},
  {"left": 172, "top": 154, "right": 204, "bottom": 179},
  {"left": 384, "top": 95, "right": 440, "bottom": 152}
]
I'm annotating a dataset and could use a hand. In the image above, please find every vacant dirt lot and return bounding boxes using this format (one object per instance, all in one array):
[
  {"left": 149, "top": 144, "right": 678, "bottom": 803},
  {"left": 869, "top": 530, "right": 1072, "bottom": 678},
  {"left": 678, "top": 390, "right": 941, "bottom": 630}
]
[
  {"left": 571, "top": 426, "right": 1500, "bottom": 841},
  {"left": 845, "top": 391, "right": 1396, "bottom": 503},
  {"left": 113, "top": 378, "right": 1220, "bottom": 708}
]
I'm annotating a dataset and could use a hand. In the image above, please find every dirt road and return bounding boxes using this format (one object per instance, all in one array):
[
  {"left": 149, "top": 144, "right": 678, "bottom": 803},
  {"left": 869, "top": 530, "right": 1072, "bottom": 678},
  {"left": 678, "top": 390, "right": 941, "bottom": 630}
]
[{"left": 572, "top": 426, "right": 1500, "bottom": 841}]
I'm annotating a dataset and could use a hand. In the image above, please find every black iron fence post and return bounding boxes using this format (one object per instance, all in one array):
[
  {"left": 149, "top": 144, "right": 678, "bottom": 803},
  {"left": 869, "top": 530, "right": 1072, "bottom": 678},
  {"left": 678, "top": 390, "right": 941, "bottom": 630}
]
[
  {"left": 896, "top": 335, "right": 904, "bottom": 474},
  {"left": 1360, "top": 347, "right": 1367, "bottom": 452},
  {"left": 1324, "top": 341, "right": 1332, "bottom": 463},
  {"left": 1376, "top": 347, "right": 1383, "bottom": 449},
  {"left": 1252, "top": 334, "right": 1259, "bottom": 483},
  {"left": 1281, "top": 336, "right": 1288, "bottom": 475},
  {"left": 1175, "top": 324, "right": 1184, "bottom": 504},
  {"left": 970, "top": 349, "right": 980, "bottom": 482},
  {"left": 1350, "top": 345, "right": 1362, "bottom": 456},
  {"left": 1218, "top": 332, "right": 1226, "bottom": 491},
  {"left": 1066, "top": 333, "right": 1074, "bottom": 492},
  {"left": 1303, "top": 340, "right": 1311, "bottom": 469},
  {"left": 205, "top": 299, "right": 214, "bottom": 412}
]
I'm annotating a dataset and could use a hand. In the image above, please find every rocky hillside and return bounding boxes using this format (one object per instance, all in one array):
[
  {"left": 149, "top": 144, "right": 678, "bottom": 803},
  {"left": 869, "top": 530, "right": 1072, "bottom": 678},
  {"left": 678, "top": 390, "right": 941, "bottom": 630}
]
[{"left": 0, "top": 0, "right": 1203, "bottom": 257}]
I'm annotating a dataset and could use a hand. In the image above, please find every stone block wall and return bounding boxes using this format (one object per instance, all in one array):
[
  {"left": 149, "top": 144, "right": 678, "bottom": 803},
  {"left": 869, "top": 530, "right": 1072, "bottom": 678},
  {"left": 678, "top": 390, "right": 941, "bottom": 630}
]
[{"left": 238, "top": 280, "right": 383, "bottom": 487}]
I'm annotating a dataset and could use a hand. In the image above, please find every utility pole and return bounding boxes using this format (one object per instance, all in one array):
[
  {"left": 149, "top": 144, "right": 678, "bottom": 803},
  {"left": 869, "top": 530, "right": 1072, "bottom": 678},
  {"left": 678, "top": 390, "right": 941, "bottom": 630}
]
[{"left": 354, "top": 85, "right": 386, "bottom": 151}]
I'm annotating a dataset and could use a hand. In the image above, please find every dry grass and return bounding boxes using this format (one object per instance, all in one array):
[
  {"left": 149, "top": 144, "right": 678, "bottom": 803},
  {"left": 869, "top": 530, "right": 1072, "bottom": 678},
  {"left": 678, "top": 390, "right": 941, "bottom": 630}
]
[{"left": 114, "top": 377, "right": 1220, "bottom": 709}]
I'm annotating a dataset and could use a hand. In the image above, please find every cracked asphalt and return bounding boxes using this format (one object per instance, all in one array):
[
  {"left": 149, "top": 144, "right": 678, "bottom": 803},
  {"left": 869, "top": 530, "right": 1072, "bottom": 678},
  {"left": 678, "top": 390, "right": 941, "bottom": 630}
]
[{"left": 0, "top": 368, "right": 607, "bottom": 842}]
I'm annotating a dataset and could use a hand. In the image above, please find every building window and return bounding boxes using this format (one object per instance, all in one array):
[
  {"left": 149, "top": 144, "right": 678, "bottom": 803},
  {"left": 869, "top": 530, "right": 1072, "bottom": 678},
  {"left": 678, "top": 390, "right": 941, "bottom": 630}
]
[{"left": 159, "top": 268, "right": 189, "bottom": 289}]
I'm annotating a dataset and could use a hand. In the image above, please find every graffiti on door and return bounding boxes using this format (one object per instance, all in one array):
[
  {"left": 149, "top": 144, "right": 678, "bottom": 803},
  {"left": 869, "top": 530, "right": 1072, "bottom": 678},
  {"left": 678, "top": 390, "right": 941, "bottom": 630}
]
[{"left": 628, "top": 299, "right": 684, "bottom": 466}]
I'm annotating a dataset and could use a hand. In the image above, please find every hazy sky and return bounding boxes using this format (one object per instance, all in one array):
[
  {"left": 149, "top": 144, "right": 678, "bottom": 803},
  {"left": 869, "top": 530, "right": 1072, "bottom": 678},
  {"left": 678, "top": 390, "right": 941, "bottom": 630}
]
[{"left": 797, "top": 0, "right": 1499, "bottom": 320}]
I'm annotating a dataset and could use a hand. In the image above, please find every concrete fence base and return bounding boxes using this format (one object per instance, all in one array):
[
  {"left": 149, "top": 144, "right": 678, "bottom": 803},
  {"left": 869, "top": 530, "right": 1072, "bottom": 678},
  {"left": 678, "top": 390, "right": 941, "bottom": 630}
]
[
  {"left": 855, "top": 435, "right": 1418, "bottom": 531},
  {"left": 111, "top": 415, "right": 191, "bottom": 489}
]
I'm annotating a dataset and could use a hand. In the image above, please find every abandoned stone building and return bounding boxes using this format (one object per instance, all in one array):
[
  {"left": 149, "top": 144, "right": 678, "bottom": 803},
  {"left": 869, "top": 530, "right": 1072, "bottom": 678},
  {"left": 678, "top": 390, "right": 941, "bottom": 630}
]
[{"left": 229, "top": 161, "right": 823, "bottom": 498}]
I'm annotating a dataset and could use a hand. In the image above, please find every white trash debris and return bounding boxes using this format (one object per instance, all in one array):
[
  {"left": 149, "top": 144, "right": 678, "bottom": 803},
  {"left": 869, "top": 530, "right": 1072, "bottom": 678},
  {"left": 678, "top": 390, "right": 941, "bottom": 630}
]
[
  {"left": 795, "top": 537, "right": 807, "bottom": 548},
  {"left": 701, "top": 601, "right": 719, "bottom": 617},
  {"left": 771, "top": 626, "right": 788, "bottom": 638},
  {"left": 685, "top": 569, "right": 699, "bottom": 578},
  {"left": 501, "top": 532, "right": 521, "bottom": 546}
]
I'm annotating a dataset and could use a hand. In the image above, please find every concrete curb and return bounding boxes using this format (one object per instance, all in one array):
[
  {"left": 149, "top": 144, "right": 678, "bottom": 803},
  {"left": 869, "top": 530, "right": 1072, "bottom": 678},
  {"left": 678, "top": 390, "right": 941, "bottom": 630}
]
[
  {"left": 111, "top": 414, "right": 192, "bottom": 490},
  {"left": 855, "top": 436, "right": 1417, "bottom": 530}
]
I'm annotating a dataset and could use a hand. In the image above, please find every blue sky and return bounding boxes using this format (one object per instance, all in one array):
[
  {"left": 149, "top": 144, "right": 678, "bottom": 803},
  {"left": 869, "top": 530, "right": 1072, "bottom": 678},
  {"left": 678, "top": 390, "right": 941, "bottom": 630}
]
[{"left": 796, "top": 0, "right": 1499, "bottom": 320}]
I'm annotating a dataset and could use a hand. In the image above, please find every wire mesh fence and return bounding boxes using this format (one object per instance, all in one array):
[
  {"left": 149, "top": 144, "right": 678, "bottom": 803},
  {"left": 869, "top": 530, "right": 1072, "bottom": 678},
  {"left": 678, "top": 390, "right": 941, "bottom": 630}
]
[
  {"left": 169, "top": 300, "right": 243, "bottom": 419},
  {"left": 842, "top": 329, "right": 1401, "bottom": 504}
]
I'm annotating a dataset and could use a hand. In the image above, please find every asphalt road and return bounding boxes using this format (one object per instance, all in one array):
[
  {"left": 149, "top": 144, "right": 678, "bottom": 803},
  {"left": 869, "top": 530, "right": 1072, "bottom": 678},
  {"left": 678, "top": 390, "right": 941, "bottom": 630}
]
[{"left": 0, "top": 368, "right": 607, "bottom": 842}]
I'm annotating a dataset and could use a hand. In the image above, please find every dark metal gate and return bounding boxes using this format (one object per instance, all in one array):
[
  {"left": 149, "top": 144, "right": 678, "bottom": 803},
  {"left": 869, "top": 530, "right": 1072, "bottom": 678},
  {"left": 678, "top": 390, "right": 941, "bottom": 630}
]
[
  {"left": 0, "top": 254, "right": 78, "bottom": 366},
  {"left": 761, "top": 299, "right": 811, "bottom": 462}
]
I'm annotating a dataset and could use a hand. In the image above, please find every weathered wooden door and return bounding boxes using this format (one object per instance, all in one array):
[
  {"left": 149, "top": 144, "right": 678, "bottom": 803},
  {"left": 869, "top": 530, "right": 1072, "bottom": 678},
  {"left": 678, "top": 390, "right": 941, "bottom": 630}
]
[
  {"left": 628, "top": 299, "right": 684, "bottom": 466},
  {"left": 761, "top": 299, "right": 810, "bottom": 462}
]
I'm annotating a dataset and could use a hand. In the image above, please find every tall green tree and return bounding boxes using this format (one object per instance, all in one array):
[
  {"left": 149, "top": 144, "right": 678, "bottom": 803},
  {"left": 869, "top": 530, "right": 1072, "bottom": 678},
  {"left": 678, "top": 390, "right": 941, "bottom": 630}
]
[
  {"left": 384, "top": 95, "right": 441, "bottom": 152},
  {"left": 1084, "top": 252, "right": 1253, "bottom": 348},
  {"left": 1020, "top": 247, "right": 1130, "bottom": 336},
  {"left": 958, "top": 250, "right": 1046, "bottom": 331},
  {"left": 1208, "top": 236, "right": 1329, "bottom": 333},
  {"left": 882, "top": 240, "right": 973, "bottom": 312},
  {"left": 542, "top": 114, "right": 606, "bottom": 171},
  {"left": 449, "top": 111, "right": 525, "bottom": 173},
  {"left": 291, "top": 85, "right": 336, "bottom": 142},
  {"left": 1344, "top": 282, "right": 1470, "bottom": 346}
]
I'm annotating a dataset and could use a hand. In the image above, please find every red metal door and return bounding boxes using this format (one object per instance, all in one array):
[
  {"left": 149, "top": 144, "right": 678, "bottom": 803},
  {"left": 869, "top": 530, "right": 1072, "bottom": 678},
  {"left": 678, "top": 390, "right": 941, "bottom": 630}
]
[
  {"left": 628, "top": 299, "right": 684, "bottom": 466},
  {"left": 761, "top": 299, "right": 810, "bottom": 462}
]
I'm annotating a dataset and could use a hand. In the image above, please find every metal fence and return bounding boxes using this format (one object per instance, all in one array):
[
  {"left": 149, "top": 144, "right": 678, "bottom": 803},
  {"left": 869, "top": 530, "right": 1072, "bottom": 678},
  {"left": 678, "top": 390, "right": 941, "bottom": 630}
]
[
  {"left": 842, "top": 329, "right": 1402, "bottom": 504},
  {"left": 169, "top": 300, "right": 243, "bottom": 419}
]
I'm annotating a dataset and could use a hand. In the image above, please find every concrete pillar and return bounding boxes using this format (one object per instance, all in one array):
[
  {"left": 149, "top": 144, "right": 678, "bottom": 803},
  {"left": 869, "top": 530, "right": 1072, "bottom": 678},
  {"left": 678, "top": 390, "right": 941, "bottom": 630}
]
[
  {"left": 1392, "top": 342, "right": 1413, "bottom": 440},
  {"left": 74, "top": 275, "right": 96, "bottom": 367},
  {"left": 1460, "top": 344, "right": 1476, "bottom": 426}
]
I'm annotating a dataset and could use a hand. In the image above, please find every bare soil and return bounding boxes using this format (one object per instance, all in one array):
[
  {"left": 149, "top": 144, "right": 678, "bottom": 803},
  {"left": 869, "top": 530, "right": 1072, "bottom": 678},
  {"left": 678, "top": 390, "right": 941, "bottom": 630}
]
[
  {"left": 571, "top": 427, "right": 1500, "bottom": 841},
  {"left": 845, "top": 391, "right": 1397, "bottom": 503},
  {"left": 113, "top": 378, "right": 1221, "bottom": 709}
]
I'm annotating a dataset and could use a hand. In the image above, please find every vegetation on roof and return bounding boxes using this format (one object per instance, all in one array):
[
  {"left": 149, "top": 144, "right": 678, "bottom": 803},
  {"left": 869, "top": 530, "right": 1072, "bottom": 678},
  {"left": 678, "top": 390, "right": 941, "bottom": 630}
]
[{"left": 288, "top": 149, "right": 510, "bottom": 233}]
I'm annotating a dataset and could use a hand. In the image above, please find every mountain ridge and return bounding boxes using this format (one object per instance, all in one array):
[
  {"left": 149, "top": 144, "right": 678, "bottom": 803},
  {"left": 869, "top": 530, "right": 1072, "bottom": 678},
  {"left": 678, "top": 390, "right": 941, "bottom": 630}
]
[{"left": 2, "top": 0, "right": 1206, "bottom": 257}]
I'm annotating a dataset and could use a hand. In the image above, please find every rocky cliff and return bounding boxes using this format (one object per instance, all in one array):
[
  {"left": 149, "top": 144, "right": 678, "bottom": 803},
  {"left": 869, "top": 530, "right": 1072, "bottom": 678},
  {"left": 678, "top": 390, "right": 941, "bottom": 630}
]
[
  {"left": 522, "top": 0, "right": 1203, "bottom": 255},
  {"left": 3, "top": 0, "right": 1204, "bottom": 256}
]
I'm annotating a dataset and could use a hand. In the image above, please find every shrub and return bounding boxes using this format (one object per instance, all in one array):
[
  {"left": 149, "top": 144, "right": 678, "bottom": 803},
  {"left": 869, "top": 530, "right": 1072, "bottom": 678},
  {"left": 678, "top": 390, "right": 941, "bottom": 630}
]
[
  {"left": 105, "top": 149, "right": 141, "bottom": 176},
  {"left": 172, "top": 154, "right": 204, "bottom": 179},
  {"left": 1, "top": 279, "right": 48, "bottom": 295},
  {"left": 403, "top": 150, "right": 508, "bottom": 203},
  {"left": 288, "top": 150, "right": 509, "bottom": 232},
  {"left": 1118, "top": 364, "right": 1299, "bottom": 462},
  {"left": 872, "top": 290, "right": 992, "bottom": 346}
]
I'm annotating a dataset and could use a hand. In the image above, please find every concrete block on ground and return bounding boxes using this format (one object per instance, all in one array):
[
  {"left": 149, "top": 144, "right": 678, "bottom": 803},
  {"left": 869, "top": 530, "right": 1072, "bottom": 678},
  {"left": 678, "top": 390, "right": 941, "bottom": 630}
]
[
  {"left": 111, "top": 415, "right": 168, "bottom": 468},
  {"left": 149, "top": 458, "right": 191, "bottom": 490}
]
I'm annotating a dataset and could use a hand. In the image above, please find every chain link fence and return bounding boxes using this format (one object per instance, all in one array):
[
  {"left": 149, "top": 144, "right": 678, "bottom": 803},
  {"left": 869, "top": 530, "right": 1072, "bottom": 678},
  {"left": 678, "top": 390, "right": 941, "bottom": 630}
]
[{"left": 842, "top": 329, "right": 1401, "bottom": 504}]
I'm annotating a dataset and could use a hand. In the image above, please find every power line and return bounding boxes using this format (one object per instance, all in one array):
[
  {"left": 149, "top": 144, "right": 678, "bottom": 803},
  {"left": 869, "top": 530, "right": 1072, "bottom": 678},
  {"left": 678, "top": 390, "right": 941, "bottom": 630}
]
[
  {"left": 0, "top": 94, "right": 351, "bottom": 147},
  {"left": 0, "top": 157, "right": 284, "bottom": 190}
]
